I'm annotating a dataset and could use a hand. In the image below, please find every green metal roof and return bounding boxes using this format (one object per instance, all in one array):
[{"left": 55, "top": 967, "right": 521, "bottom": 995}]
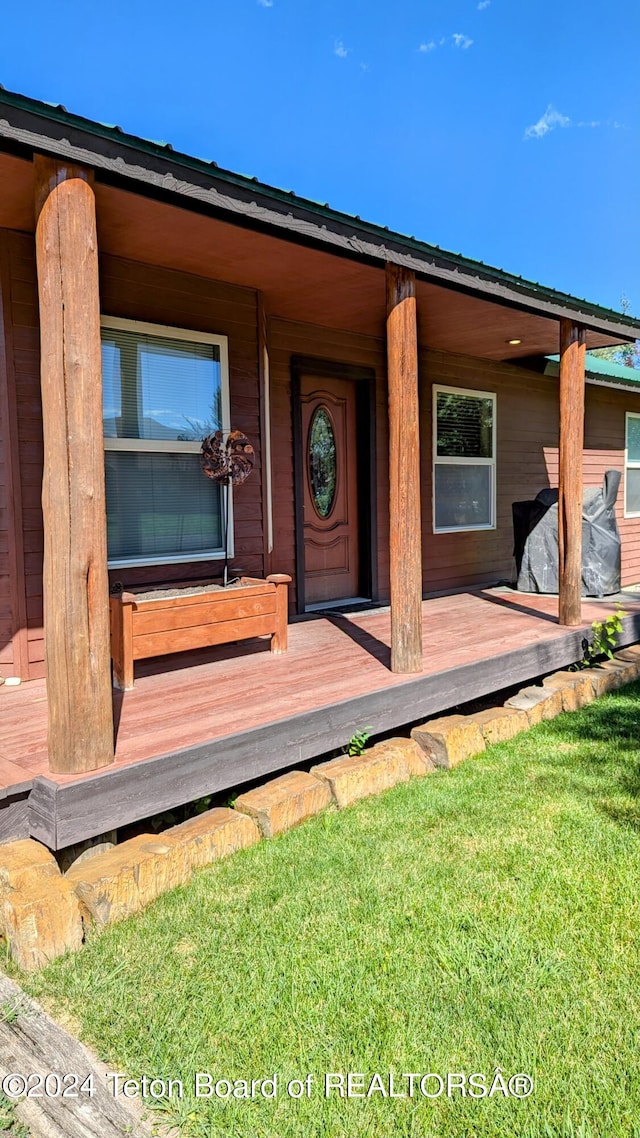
[
  {"left": 584, "top": 355, "right": 640, "bottom": 382},
  {"left": 0, "top": 83, "right": 639, "bottom": 340},
  {"left": 545, "top": 353, "right": 640, "bottom": 388}
]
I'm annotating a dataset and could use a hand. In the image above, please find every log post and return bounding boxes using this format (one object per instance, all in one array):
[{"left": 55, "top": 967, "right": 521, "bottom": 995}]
[
  {"left": 558, "top": 318, "right": 587, "bottom": 627},
  {"left": 386, "top": 263, "right": 423, "bottom": 672},
  {"left": 34, "top": 156, "right": 114, "bottom": 773}
]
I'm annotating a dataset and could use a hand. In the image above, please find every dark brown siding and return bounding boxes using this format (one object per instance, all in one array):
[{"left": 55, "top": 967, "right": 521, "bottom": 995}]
[
  {"left": 0, "top": 239, "right": 12, "bottom": 671},
  {"left": 5, "top": 218, "right": 640, "bottom": 679},
  {"left": 269, "top": 329, "right": 640, "bottom": 607},
  {"left": 1, "top": 230, "right": 40, "bottom": 678},
  {"left": 420, "top": 350, "right": 640, "bottom": 591},
  {"left": 100, "top": 256, "right": 263, "bottom": 587},
  {"left": 3, "top": 238, "right": 264, "bottom": 675},
  {"left": 420, "top": 351, "right": 557, "bottom": 592},
  {"left": 268, "top": 317, "right": 388, "bottom": 609}
]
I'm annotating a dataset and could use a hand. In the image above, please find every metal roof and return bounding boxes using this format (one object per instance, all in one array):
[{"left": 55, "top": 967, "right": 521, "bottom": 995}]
[
  {"left": 545, "top": 353, "right": 640, "bottom": 392},
  {"left": 0, "top": 84, "right": 639, "bottom": 342}
]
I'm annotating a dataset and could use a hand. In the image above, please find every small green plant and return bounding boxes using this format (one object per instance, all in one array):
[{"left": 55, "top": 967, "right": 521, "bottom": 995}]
[
  {"left": 576, "top": 607, "right": 625, "bottom": 669},
  {"left": 343, "top": 726, "right": 373, "bottom": 757},
  {"left": 0, "top": 996, "right": 30, "bottom": 1024},
  {"left": 0, "top": 1093, "right": 29, "bottom": 1136}
]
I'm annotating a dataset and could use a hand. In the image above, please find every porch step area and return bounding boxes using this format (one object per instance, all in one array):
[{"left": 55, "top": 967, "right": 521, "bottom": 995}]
[{"left": 304, "top": 596, "right": 371, "bottom": 612}]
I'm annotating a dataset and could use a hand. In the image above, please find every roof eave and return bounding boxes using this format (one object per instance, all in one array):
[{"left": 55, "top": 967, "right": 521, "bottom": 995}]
[
  {"left": 1, "top": 87, "right": 639, "bottom": 343},
  {"left": 544, "top": 358, "right": 640, "bottom": 393}
]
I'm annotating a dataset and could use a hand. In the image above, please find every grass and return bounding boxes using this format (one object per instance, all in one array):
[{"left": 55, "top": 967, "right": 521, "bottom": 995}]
[
  {"left": 24, "top": 684, "right": 640, "bottom": 1138},
  {"left": 0, "top": 1097, "right": 28, "bottom": 1137}
]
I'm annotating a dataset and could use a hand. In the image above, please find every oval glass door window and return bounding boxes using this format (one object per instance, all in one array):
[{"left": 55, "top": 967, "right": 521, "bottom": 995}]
[{"left": 308, "top": 407, "right": 337, "bottom": 518}]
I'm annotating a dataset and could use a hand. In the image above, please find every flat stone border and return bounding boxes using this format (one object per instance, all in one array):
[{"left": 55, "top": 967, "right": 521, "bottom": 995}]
[
  {"left": 67, "top": 809, "right": 261, "bottom": 928},
  {"left": 311, "top": 738, "right": 432, "bottom": 807},
  {"left": 235, "top": 770, "right": 332, "bottom": 837},
  {"left": 1, "top": 647, "right": 639, "bottom": 969}
]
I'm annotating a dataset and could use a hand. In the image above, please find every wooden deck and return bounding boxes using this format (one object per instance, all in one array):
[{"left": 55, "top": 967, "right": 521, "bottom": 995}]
[{"left": 3, "top": 588, "right": 640, "bottom": 849}]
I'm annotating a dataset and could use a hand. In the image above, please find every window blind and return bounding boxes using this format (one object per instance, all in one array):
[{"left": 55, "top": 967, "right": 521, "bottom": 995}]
[
  {"left": 102, "top": 323, "right": 226, "bottom": 565},
  {"left": 433, "top": 387, "right": 496, "bottom": 532}
]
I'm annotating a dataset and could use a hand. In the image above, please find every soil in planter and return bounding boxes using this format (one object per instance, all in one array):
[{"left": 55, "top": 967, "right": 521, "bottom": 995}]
[{"left": 119, "top": 578, "right": 249, "bottom": 602}]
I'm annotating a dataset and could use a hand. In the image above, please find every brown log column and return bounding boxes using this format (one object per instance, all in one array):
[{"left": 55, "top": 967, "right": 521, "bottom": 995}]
[
  {"left": 558, "top": 318, "right": 587, "bottom": 627},
  {"left": 34, "top": 156, "right": 114, "bottom": 773},
  {"left": 386, "top": 263, "right": 423, "bottom": 672}
]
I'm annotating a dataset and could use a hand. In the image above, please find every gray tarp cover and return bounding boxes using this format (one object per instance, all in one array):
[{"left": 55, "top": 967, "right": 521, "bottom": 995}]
[{"left": 513, "top": 469, "right": 622, "bottom": 596}]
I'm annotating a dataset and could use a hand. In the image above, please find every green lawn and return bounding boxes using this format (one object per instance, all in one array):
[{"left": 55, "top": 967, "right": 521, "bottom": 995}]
[
  {"left": 25, "top": 684, "right": 640, "bottom": 1138},
  {"left": 0, "top": 1096, "right": 28, "bottom": 1137}
]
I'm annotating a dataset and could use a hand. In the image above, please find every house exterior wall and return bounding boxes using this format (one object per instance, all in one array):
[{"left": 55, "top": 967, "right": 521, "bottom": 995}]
[
  {"left": 0, "top": 230, "right": 39, "bottom": 679},
  {"left": 419, "top": 349, "right": 640, "bottom": 593},
  {"left": 0, "top": 247, "right": 13, "bottom": 673},
  {"left": 3, "top": 217, "right": 640, "bottom": 684},
  {"left": 268, "top": 317, "right": 388, "bottom": 610},
  {"left": 99, "top": 256, "right": 263, "bottom": 588},
  {"left": 0, "top": 230, "right": 263, "bottom": 678},
  {"left": 580, "top": 383, "right": 639, "bottom": 584},
  {"left": 268, "top": 329, "right": 640, "bottom": 604}
]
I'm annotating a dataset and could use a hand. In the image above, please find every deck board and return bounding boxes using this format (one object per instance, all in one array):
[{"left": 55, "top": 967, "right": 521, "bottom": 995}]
[{"left": 3, "top": 588, "right": 640, "bottom": 847}]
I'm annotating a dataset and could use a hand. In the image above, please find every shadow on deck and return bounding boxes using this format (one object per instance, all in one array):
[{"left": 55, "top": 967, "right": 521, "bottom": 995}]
[{"left": 3, "top": 588, "right": 640, "bottom": 849}]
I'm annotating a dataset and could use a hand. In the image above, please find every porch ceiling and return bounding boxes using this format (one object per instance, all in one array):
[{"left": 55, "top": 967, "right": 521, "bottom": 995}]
[{"left": 0, "top": 150, "right": 626, "bottom": 361}]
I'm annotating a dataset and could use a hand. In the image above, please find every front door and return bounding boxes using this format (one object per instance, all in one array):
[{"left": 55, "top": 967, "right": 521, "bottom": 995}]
[{"left": 300, "top": 375, "right": 360, "bottom": 605}]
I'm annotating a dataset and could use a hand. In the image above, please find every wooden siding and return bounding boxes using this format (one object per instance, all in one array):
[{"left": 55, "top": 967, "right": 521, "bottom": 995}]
[
  {"left": 100, "top": 256, "right": 263, "bottom": 588},
  {"left": 2, "top": 235, "right": 265, "bottom": 673},
  {"left": 420, "top": 349, "right": 640, "bottom": 592},
  {"left": 4, "top": 219, "right": 640, "bottom": 669},
  {"left": 0, "top": 240, "right": 12, "bottom": 671},
  {"left": 268, "top": 317, "right": 388, "bottom": 609},
  {"left": 270, "top": 331, "right": 640, "bottom": 603},
  {"left": 0, "top": 231, "right": 40, "bottom": 678}
]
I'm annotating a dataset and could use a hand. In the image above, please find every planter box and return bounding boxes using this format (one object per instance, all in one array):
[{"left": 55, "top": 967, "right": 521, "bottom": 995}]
[{"left": 109, "top": 574, "right": 291, "bottom": 690}]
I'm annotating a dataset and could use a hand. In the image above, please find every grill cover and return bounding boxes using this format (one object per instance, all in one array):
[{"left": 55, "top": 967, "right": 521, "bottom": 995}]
[{"left": 513, "top": 469, "right": 622, "bottom": 596}]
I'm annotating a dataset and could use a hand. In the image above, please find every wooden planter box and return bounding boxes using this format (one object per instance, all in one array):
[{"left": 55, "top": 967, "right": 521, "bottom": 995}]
[{"left": 109, "top": 574, "right": 291, "bottom": 690}]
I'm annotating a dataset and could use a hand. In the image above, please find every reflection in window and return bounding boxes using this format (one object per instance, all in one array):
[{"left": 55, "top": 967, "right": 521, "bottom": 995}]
[
  {"left": 308, "top": 407, "right": 337, "bottom": 518},
  {"left": 102, "top": 320, "right": 228, "bottom": 566},
  {"left": 102, "top": 329, "right": 221, "bottom": 441},
  {"left": 625, "top": 413, "right": 640, "bottom": 516},
  {"left": 433, "top": 386, "right": 496, "bottom": 532}
]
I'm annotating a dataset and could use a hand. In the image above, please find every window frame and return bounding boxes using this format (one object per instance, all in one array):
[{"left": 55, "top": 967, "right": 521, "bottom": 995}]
[
  {"left": 624, "top": 411, "right": 640, "bottom": 519},
  {"left": 101, "top": 315, "right": 232, "bottom": 569},
  {"left": 432, "top": 383, "right": 497, "bottom": 534}
]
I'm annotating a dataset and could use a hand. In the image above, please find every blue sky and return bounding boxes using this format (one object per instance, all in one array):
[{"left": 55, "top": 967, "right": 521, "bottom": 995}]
[{"left": 1, "top": 0, "right": 639, "bottom": 314}]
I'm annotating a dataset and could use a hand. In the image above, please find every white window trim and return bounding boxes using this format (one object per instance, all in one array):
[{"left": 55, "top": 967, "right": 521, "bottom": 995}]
[
  {"left": 624, "top": 411, "right": 640, "bottom": 518},
  {"left": 101, "top": 315, "right": 232, "bottom": 569},
  {"left": 263, "top": 342, "right": 274, "bottom": 555},
  {"left": 432, "top": 383, "right": 497, "bottom": 534}
]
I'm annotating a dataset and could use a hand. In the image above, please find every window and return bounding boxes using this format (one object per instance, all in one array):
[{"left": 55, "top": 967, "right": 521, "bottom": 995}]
[
  {"left": 101, "top": 317, "right": 230, "bottom": 567},
  {"left": 625, "top": 413, "right": 640, "bottom": 517},
  {"left": 433, "top": 385, "right": 496, "bottom": 532}
]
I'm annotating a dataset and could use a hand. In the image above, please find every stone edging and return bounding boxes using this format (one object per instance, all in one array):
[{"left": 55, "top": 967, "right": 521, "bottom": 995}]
[{"left": 1, "top": 646, "right": 639, "bottom": 971}]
